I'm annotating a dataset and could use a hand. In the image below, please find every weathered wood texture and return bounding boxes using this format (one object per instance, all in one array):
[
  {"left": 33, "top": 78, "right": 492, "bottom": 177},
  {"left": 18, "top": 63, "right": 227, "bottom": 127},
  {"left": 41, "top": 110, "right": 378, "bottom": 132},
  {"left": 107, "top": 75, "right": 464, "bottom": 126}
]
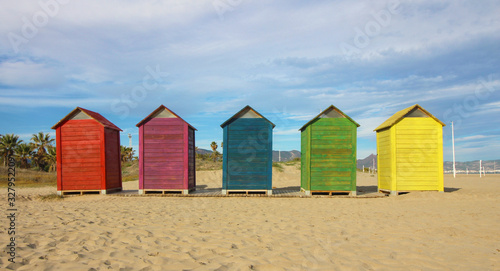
[
  {"left": 137, "top": 106, "right": 196, "bottom": 191},
  {"left": 188, "top": 128, "right": 196, "bottom": 188},
  {"left": 376, "top": 105, "right": 444, "bottom": 192},
  {"left": 301, "top": 115, "right": 358, "bottom": 192},
  {"left": 53, "top": 108, "right": 122, "bottom": 192},
  {"left": 222, "top": 108, "right": 274, "bottom": 191},
  {"left": 105, "top": 128, "right": 122, "bottom": 189}
]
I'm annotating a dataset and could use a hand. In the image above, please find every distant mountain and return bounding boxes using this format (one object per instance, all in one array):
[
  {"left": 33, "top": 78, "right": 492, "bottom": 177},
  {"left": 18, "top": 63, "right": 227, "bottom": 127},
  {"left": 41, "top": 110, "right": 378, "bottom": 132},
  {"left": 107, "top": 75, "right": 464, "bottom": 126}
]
[
  {"left": 196, "top": 148, "right": 213, "bottom": 155},
  {"left": 273, "top": 150, "right": 301, "bottom": 162},
  {"left": 355, "top": 154, "right": 500, "bottom": 173},
  {"left": 197, "top": 148, "right": 301, "bottom": 162},
  {"left": 444, "top": 160, "right": 499, "bottom": 173},
  {"left": 357, "top": 154, "right": 377, "bottom": 169}
]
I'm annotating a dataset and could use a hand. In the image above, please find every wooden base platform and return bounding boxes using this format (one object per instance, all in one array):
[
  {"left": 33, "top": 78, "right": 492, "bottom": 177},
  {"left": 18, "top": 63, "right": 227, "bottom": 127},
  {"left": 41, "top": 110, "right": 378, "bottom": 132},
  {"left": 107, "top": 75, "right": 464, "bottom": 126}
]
[
  {"left": 109, "top": 188, "right": 386, "bottom": 198},
  {"left": 301, "top": 188, "right": 357, "bottom": 197},
  {"left": 222, "top": 189, "right": 273, "bottom": 196},
  {"left": 57, "top": 187, "right": 122, "bottom": 196},
  {"left": 139, "top": 188, "right": 195, "bottom": 195},
  {"left": 379, "top": 189, "right": 444, "bottom": 196}
]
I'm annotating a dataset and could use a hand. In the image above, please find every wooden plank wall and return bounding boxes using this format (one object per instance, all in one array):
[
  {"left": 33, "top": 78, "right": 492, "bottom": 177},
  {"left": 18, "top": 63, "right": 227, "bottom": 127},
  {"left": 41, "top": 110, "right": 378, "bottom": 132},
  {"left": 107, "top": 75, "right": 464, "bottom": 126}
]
[
  {"left": 309, "top": 118, "right": 356, "bottom": 191},
  {"left": 377, "top": 128, "right": 392, "bottom": 190},
  {"left": 224, "top": 118, "right": 272, "bottom": 190},
  {"left": 142, "top": 118, "right": 185, "bottom": 190},
  {"left": 300, "top": 125, "right": 310, "bottom": 190},
  {"left": 188, "top": 127, "right": 196, "bottom": 189},
  {"left": 104, "top": 128, "right": 122, "bottom": 190},
  {"left": 59, "top": 119, "right": 102, "bottom": 190},
  {"left": 139, "top": 125, "right": 144, "bottom": 190},
  {"left": 395, "top": 118, "right": 443, "bottom": 191}
]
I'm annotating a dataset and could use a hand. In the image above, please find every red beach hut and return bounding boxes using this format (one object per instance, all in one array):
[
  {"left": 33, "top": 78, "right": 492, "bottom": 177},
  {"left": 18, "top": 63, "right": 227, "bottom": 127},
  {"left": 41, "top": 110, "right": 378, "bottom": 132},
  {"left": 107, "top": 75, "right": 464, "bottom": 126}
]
[
  {"left": 136, "top": 105, "right": 196, "bottom": 194},
  {"left": 52, "top": 107, "right": 123, "bottom": 195}
]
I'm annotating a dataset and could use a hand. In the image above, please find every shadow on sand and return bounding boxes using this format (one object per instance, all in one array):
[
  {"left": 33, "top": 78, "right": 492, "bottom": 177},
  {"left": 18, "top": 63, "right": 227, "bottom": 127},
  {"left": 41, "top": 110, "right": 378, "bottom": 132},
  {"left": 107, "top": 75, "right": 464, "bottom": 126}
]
[{"left": 444, "top": 187, "right": 461, "bottom": 193}]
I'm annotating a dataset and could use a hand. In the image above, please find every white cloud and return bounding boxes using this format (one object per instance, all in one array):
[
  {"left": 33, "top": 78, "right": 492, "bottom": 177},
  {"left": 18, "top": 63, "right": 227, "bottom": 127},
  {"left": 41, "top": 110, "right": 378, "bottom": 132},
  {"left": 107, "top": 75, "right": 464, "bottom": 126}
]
[
  {"left": 0, "top": 61, "right": 62, "bottom": 87},
  {"left": 455, "top": 135, "right": 494, "bottom": 142},
  {"left": 0, "top": 96, "right": 113, "bottom": 108},
  {"left": 274, "top": 128, "right": 300, "bottom": 136},
  {"left": 286, "top": 114, "right": 316, "bottom": 121},
  {"left": 356, "top": 116, "right": 389, "bottom": 138}
]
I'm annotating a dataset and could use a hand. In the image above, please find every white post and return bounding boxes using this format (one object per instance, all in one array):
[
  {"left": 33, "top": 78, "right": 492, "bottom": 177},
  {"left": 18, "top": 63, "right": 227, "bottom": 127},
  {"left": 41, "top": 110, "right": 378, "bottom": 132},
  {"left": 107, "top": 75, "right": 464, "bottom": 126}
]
[
  {"left": 363, "top": 165, "right": 365, "bottom": 172},
  {"left": 279, "top": 150, "right": 281, "bottom": 162},
  {"left": 128, "top": 133, "right": 132, "bottom": 148},
  {"left": 480, "top": 160, "right": 482, "bottom": 178},
  {"left": 451, "top": 121, "right": 456, "bottom": 178},
  {"left": 466, "top": 168, "right": 468, "bottom": 175}
]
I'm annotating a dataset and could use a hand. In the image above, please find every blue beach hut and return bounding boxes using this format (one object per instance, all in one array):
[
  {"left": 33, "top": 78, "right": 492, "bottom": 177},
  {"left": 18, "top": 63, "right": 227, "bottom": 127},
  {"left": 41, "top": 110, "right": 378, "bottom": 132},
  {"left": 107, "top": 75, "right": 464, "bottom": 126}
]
[{"left": 221, "top": 106, "right": 275, "bottom": 195}]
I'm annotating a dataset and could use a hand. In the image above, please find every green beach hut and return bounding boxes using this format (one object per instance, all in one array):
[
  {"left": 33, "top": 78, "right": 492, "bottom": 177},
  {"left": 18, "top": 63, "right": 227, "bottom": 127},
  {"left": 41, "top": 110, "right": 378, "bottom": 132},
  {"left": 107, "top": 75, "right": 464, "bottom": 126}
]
[{"left": 300, "top": 105, "right": 360, "bottom": 196}]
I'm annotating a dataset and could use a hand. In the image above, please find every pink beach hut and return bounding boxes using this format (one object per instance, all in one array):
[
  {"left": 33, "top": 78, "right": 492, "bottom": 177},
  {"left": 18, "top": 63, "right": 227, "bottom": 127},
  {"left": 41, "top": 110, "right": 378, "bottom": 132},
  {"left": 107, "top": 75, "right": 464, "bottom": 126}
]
[{"left": 136, "top": 105, "right": 196, "bottom": 194}]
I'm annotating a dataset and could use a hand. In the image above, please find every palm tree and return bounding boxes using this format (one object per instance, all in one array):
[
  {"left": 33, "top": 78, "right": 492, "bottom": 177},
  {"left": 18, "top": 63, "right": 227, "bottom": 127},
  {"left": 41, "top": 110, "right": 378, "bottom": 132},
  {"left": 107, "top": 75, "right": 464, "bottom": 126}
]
[
  {"left": 43, "top": 145, "right": 57, "bottom": 172},
  {"left": 15, "top": 143, "right": 33, "bottom": 168},
  {"left": 0, "top": 134, "right": 23, "bottom": 166},
  {"left": 210, "top": 141, "right": 218, "bottom": 162},
  {"left": 120, "top": 146, "right": 135, "bottom": 162},
  {"left": 31, "top": 132, "right": 55, "bottom": 170},
  {"left": 127, "top": 147, "right": 135, "bottom": 161}
]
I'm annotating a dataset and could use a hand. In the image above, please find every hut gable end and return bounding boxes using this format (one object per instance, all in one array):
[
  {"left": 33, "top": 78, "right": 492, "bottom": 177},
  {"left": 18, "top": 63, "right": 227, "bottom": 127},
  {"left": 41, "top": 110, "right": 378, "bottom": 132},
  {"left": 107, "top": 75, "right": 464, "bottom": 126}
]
[
  {"left": 51, "top": 107, "right": 122, "bottom": 131},
  {"left": 221, "top": 105, "right": 276, "bottom": 128},
  {"left": 238, "top": 109, "right": 261, "bottom": 119},
  {"left": 320, "top": 108, "right": 344, "bottom": 118},
  {"left": 300, "top": 105, "right": 359, "bottom": 131},
  {"left": 404, "top": 108, "right": 429, "bottom": 118},
  {"left": 136, "top": 105, "right": 196, "bottom": 130},
  {"left": 374, "top": 104, "right": 445, "bottom": 131},
  {"left": 151, "top": 108, "right": 177, "bottom": 119},
  {"left": 68, "top": 110, "right": 92, "bottom": 120}
]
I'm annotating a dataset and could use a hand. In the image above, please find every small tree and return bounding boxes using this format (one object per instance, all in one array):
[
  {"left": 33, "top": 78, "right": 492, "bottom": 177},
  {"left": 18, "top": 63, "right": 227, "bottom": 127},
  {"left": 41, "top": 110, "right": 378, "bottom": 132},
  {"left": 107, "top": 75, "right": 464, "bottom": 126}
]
[
  {"left": 210, "top": 141, "right": 218, "bottom": 162},
  {"left": 120, "top": 146, "right": 135, "bottom": 162}
]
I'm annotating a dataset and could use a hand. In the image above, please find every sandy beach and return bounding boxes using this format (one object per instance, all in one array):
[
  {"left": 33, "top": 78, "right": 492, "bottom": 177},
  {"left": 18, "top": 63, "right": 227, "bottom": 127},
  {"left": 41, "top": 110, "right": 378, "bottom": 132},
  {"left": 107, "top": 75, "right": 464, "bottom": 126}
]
[{"left": 1, "top": 166, "right": 499, "bottom": 270}]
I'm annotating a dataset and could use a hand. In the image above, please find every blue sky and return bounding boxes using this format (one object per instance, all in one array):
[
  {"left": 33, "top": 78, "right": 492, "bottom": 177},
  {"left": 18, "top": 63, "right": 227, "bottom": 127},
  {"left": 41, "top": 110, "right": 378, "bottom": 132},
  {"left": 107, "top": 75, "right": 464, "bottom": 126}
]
[{"left": 1, "top": 0, "right": 499, "bottom": 161}]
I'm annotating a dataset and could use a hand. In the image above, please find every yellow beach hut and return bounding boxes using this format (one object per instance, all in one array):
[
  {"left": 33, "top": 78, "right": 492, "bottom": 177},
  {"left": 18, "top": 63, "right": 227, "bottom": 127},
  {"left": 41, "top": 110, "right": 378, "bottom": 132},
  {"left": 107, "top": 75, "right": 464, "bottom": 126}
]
[{"left": 374, "top": 104, "right": 445, "bottom": 195}]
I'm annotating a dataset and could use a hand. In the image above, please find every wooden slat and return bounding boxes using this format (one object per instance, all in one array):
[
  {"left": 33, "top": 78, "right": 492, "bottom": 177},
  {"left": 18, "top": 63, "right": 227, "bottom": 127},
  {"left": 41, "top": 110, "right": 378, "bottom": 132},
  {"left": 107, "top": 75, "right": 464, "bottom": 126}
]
[
  {"left": 144, "top": 134, "right": 183, "bottom": 140},
  {"left": 143, "top": 175, "right": 183, "bottom": 181},
  {"left": 56, "top": 127, "right": 62, "bottom": 191},
  {"left": 143, "top": 139, "right": 184, "bottom": 144},
  {"left": 144, "top": 170, "right": 184, "bottom": 176},
  {"left": 143, "top": 126, "right": 184, "bottom": 134}
]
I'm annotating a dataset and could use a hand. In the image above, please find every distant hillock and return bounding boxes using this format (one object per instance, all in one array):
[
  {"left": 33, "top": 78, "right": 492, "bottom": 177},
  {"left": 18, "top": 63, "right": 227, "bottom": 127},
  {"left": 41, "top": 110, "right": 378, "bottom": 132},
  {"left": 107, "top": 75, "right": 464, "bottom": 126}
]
[
  {"left": 357, "top": 154, "right": 377, "bottom": 170},
  {"left": 273, "top": 150, "right": 301, "bottom": 162},
  {"left": 444, "top": 160, "right": 499, "bottom": 173}
]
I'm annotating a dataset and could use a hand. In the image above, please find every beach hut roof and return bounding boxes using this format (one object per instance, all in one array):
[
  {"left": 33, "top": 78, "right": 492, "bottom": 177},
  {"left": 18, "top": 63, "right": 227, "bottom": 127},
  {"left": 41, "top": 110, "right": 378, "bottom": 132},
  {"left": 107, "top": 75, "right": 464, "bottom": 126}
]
[
  {"left": 52, "top": 107, "right": 122, "bottom": 131},
  {"left": 136, "top": 105, "right": 197, "bottom": 130},
  {"left": 220, "top": 105, "right": 276, "bottom": 128},
  {"left": 374, "top": 104, "right": 445, "bottom": 131},
  {"left": 299, "top": 105, "right": 360, "bottom": 131}
]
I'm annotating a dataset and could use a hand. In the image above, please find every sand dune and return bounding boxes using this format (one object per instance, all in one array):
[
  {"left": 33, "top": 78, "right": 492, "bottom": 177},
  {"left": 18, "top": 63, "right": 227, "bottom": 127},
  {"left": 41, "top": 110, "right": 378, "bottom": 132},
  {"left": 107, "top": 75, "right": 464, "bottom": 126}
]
[{"left": 1, "top": 166, "right": 499, "bottom": 270}]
